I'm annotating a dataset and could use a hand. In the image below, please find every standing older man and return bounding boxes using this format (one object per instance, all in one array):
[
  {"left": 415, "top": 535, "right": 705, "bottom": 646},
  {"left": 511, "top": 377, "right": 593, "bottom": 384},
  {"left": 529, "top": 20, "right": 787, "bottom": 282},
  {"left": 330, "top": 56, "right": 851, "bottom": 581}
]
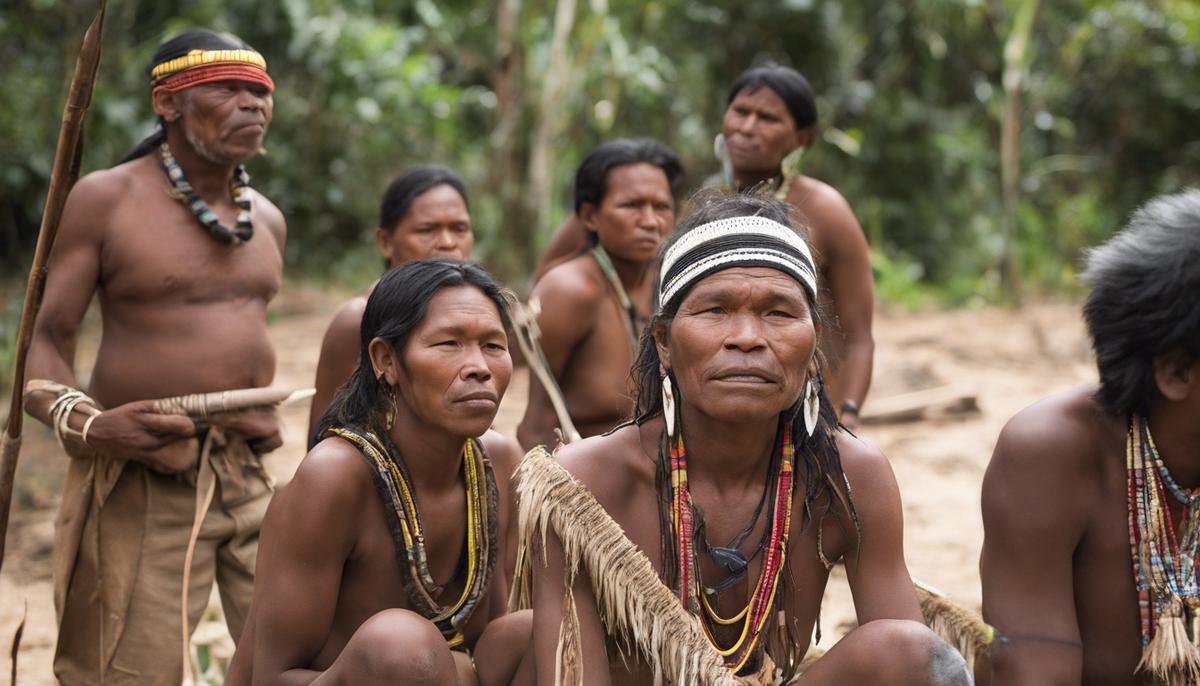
[{"left": 24, "top": 28, "right": 285, "bottom": 684}]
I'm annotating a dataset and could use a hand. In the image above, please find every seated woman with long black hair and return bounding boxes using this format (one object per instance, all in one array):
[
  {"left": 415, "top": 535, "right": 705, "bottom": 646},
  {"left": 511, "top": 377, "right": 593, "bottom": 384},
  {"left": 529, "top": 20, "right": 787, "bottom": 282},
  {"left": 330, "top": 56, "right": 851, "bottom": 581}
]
[{"left": 228, "top": 261, "right": 532, "bottom": 685}]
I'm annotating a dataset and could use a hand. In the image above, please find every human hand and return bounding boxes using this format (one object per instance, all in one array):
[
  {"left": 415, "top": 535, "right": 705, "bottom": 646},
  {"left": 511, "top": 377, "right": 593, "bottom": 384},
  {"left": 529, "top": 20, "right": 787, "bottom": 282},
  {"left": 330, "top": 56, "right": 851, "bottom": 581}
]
[
  {"left": 84, "top": 400, "right": 197, "bottom": 472},
  {"left": 207, "top": 407, "right": 283, "bottom": 454}
]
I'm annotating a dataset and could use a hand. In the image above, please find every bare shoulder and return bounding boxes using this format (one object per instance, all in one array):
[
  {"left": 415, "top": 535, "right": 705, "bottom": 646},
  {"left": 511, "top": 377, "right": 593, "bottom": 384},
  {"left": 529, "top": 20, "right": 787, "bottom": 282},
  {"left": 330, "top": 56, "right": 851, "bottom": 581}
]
[
  {"left": 985, "top": 385, "right": 1112, "bottom": 490},
  {"left": 281, "top": 435, "right": 374, "bottom": 511},
  {"left": 786, "top": 176, "right": 864, "bottom": 259},
  {"left": 249, "top": 188, "right": 287, "bottom": 248},
  {"left": 480, "top": 429, "right": 523, "bottom": 482},
  {"left": 555, "top": 423, "right": 653, "bottom": 503},
  {"left": 834, "top": 430, "right": 898, "bottom": 500},
  {"left": 59, "top": 164, "right": 144, "bottom": 237},
  {"left": 322, "top": 296, "right": 368, "bottom": 346},
  {"left": 531, "top": 254, "right": 605, "bottom": 311},
  {"left": 788, "top": 175, "right": 854, "bottom": 220}
]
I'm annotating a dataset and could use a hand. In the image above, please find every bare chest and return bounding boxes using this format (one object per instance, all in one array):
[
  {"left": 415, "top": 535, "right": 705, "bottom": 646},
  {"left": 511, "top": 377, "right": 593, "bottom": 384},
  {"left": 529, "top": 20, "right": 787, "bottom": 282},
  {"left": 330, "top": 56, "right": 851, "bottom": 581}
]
[
  {"left": 602, "top": 477, "right": 836, "bottom": 667},
  {"left": 100, "top": 186, "right": 281, "bottom": 306},
  {"left": 325, "top": 477, "right": 496, "bottom": 655},
  {"left": 561, "top": 296, "right": 639, "bottom": 424}
]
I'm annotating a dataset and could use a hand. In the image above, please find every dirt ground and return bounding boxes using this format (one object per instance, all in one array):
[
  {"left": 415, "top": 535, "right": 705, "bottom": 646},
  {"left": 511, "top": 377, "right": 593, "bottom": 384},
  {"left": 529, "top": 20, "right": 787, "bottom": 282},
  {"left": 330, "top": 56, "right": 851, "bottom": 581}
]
[{"left": 0, "top": 284, "right": 1096, "bottom": 683}]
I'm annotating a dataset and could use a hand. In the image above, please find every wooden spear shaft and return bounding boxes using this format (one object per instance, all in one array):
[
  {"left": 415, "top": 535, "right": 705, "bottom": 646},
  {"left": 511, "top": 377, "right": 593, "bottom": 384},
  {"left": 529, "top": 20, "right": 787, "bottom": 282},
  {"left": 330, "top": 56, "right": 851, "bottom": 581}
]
[{"left": 0, "top": 0, "right": 107, "bottom": 573}]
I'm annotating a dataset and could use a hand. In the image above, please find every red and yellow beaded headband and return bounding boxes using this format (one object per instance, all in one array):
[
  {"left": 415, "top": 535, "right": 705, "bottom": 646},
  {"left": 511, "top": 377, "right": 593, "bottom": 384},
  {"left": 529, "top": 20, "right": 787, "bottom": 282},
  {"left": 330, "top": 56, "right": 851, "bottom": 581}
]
[{"left": 151, "top": 48, "right": 274, "bottom": 95}]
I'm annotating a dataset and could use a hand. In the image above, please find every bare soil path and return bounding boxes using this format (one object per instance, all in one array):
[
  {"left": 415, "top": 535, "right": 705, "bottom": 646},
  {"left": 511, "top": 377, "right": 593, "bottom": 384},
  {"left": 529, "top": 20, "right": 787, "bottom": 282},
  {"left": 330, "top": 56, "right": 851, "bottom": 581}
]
[{"left": 0, "top": 284, "right": 1094, "bottom": 683}]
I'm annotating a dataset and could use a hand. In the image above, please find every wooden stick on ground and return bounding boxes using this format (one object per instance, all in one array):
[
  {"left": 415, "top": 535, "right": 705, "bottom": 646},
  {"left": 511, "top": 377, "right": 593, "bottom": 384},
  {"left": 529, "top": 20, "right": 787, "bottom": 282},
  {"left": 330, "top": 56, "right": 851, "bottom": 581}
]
[
  {"left": 860, "top": 385, "right": 979, "bottom": 425},
  {"left": 0, "top": 0, "right": 107, "bottom": 574}
]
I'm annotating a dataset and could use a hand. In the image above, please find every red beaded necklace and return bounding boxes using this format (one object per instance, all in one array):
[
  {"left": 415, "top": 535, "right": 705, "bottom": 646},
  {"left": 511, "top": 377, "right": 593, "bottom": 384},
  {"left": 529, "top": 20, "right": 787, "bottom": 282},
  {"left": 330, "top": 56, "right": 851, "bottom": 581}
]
[{"left": 669, "top": 423, "right": 796, "bottom": 673}]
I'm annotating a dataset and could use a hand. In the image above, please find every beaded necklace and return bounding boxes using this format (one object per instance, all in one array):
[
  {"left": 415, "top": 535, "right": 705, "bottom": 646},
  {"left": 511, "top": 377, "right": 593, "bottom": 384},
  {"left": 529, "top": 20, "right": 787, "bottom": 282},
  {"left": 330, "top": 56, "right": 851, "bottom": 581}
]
[
  {"left": 668, "top": 422, "right": 796, "bottom": 674},
  {"left": 329, "top": 426, "right": 498, "bottom": 648},
  {"left": 1126, "top": 414, "right": 1200, "bottom": 681},
  {"left": 160, "top": 141, "right": 255, "bottom": 245}
]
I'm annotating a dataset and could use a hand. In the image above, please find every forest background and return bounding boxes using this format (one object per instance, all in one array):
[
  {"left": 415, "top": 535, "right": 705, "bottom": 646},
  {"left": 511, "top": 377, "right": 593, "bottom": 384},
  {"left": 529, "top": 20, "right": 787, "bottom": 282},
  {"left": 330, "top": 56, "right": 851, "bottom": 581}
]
[{"left": 2, "top": 0, "right": 1199, "bottom": 390}]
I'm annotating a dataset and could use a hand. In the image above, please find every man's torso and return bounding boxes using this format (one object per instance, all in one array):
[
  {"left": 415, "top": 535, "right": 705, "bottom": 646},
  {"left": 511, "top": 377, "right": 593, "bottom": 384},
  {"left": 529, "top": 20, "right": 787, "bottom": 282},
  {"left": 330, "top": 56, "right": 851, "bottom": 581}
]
[
  {"left": 88, "top": 155, "right": 282, "bottom": 407},
  {"left": 1071, "top": 403, "right": 1155, "bottom": 684}
]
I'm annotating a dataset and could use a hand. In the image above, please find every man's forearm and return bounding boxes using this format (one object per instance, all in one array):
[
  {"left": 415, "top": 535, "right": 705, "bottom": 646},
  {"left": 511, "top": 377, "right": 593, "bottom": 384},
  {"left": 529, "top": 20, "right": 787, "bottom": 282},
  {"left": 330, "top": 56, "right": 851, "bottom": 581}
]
[{"left": 23, "top": 331, "right": 84, "bottom": 425}]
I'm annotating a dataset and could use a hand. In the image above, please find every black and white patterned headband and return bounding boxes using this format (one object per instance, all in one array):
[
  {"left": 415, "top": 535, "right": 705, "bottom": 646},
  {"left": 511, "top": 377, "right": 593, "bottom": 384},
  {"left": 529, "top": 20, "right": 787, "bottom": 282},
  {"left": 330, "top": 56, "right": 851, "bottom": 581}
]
[{"left": 658, "top": 216, "right": 818, "bottom": 310}]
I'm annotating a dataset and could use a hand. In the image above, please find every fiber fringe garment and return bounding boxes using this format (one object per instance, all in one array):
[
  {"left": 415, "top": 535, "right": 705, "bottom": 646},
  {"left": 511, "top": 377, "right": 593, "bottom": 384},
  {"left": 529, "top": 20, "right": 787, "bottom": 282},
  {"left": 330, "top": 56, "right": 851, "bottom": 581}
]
[
  {"left": 914, "top": 582, "right": 994, "bottom": 671},
  {"left": 509, "top": 447, "right": 780, "bottom": 686}
]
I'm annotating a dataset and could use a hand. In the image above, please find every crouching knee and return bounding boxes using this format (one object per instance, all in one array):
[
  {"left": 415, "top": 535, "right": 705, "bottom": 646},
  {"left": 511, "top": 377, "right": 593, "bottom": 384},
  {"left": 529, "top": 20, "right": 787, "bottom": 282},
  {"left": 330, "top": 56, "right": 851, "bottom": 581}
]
[
  {"left": 854, "top": 619, "right": 972, "bottom": 686},
  {"left": 341, "top": 609, "right": 455, "bottom": 684}
]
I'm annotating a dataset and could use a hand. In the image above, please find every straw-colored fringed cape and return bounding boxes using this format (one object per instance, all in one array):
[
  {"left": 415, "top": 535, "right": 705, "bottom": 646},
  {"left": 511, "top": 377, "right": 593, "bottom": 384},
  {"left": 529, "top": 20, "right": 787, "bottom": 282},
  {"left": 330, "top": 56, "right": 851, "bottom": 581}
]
[{"left": 508, "top": 446, "right": 781, "bottom": 686}]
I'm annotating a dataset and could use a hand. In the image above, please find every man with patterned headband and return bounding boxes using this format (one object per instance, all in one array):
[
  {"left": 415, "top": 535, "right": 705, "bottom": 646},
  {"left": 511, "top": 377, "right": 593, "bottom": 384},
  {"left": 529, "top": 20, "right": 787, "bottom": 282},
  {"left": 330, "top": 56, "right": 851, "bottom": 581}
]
[
  {"left": 24, "top": 28, "right": 285, "bottom": 684},
  {"left": 982, "top": 190, "right": 1200, "bottom": 685},
  {"left": 514, "top": 193, "right": 969, "bottom": 685}
]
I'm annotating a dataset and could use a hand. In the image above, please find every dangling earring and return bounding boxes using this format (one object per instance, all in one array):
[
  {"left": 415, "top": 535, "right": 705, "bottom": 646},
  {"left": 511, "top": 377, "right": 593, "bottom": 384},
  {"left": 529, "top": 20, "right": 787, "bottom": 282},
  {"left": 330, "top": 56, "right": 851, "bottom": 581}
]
[
  {"left": 385, "top": 388, "right": 397, "bottom": 431},
  {"left": 662, "top": 372, "right": 677, "bottom": 438},
  {"left": 377, "top": 371, "right": 397, "bottom": 431},
  {"left": 802, "top": 379, "right": 820, "bottom": 437}
]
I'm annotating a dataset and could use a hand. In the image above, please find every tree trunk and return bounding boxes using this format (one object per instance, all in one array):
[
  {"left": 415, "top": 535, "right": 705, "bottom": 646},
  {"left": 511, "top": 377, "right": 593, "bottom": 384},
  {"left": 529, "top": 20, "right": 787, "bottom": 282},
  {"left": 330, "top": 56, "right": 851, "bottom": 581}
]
[
  {"left": 527, "top": 0, "right": 579, "bottom": 261},
  {"left": 489, "top": 0, "right": 528, "bottom": 282},
  {"left": 998, "top": 0, "right": 1041, "bottom": 306}
]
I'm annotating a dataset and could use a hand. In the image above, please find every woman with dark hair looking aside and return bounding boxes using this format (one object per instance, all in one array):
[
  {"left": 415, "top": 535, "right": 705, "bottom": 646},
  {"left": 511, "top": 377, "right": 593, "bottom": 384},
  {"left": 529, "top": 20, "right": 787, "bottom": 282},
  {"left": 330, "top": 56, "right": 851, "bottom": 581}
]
[
  {"left": 228, "top": 260, "right": 532, "bottom": 686},
  {"left": 309, "top": 165, "right": 474, "bottom": 437},
  {"left": 514, "top": 194, "right": 969, "bottom": 685}
]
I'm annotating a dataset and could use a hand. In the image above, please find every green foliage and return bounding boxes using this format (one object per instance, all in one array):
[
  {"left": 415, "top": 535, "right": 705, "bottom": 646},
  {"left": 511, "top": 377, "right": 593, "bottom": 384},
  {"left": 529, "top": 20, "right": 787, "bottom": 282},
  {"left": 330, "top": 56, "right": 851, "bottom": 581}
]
[{"left": 2, "top": 0, "right": 1198, "bottom": 302}]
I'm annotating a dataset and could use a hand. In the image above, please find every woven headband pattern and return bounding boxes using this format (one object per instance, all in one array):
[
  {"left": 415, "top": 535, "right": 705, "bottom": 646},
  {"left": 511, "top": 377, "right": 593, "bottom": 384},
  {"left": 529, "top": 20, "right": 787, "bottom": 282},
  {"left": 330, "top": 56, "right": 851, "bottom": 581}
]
[
  {"left": 151, "top": 49, "right": 274, "bottom": 94},
  {"left": 658, "top": 216, "right": 817, "bottom": 309},
  {"left": 151, "top": 49, "right": 267, "bottom": 79}
]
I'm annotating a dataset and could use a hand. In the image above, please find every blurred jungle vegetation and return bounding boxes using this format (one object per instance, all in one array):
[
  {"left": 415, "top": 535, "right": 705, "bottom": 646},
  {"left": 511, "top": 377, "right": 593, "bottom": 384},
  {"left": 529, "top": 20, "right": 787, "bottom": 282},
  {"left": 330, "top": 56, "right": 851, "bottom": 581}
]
[{"left": 2, "top": 0, "right": 1199, "bottom": 309}]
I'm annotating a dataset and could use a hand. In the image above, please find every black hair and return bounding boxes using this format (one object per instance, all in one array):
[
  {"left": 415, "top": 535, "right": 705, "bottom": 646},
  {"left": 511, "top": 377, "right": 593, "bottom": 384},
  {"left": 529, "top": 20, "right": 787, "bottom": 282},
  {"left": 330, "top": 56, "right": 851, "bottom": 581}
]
[
  {"left": 379, "top": 165, "right": 470, "bottom": 232},
  {"left": 727, "top": 61, "right": 817, "bottom": 131},
  {"left": 573, "top": 138, "right": 684, "bottom": 215},
  {"left": 1082, "top": 188, "right": 1200, "bottom": 417},
  {"left": 310, "top": 260, "right": 511, "bottom": 449},
  {"left": 118, "top": 29, "right": 257, "bottom": 164}
]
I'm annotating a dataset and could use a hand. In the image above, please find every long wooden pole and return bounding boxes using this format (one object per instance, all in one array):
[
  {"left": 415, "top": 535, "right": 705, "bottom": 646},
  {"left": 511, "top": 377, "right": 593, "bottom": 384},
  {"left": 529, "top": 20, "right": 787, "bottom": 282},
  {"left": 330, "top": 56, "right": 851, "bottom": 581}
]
[{"left": 0, "top": 0, "right": 107, "bottom": 573}]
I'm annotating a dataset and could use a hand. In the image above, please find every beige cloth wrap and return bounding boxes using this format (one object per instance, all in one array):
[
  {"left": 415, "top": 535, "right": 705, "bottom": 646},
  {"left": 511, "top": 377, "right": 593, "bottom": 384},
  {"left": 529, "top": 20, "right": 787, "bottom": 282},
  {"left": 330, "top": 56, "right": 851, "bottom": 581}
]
[
  {"left": 24, "top": 382, "right": 308, "bottom": 685},
  {"left": 509, "top": 446, "right": 779, "bottom": 686}
]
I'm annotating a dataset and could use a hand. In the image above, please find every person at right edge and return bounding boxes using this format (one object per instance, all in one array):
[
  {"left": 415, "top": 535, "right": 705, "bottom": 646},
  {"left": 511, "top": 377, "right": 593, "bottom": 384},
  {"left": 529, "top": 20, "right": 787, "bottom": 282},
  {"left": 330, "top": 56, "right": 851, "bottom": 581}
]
[{"left": 981, "top": 189, "right": 1200, "bottom": 686}]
